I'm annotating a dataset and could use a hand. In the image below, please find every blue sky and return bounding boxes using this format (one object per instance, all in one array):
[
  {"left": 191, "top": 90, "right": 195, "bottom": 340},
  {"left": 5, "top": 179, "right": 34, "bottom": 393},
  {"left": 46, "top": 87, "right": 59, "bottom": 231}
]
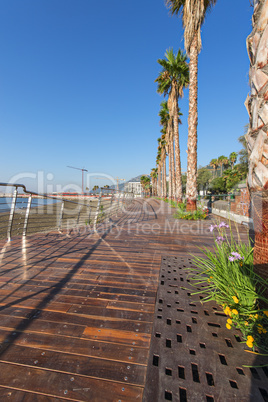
[{"left": 0, "top": 0, "right": 252, "bottom": 192}]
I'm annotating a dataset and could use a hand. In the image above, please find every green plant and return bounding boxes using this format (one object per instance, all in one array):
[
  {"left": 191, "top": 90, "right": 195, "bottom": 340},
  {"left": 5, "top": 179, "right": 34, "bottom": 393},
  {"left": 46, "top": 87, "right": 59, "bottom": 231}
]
[
  {"left": 174, "top": 207, "right": 208, "bottom": 220},
  {"left": 188, "top": 222, "right": 268, "bottom": 353}
]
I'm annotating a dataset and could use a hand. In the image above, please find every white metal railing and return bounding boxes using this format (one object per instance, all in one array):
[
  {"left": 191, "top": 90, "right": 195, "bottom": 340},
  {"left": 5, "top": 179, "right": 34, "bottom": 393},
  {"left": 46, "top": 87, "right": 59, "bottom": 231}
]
[{"left": 0, "top": 183, "right": 134, "bottom": 241}]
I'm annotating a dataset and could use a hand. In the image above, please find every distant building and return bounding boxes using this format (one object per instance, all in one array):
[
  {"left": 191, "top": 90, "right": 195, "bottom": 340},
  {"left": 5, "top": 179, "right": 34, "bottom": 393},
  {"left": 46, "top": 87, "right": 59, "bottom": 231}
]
[{"left": 125, "top": 181, "right": 143, "bottom": 195}]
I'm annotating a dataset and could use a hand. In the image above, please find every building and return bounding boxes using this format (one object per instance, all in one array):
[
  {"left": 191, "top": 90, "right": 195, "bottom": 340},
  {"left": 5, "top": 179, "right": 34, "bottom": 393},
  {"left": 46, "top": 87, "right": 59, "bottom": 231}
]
[{"left": 125, "top": 181, "right": 143, "bottom": 195}]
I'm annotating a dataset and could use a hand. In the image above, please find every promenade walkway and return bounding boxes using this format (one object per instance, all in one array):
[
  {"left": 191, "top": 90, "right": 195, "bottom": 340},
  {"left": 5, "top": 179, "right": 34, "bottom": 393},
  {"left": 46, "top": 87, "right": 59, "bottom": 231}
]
[{"left": 0, "top": 199, "right": 266, "bottom": 401}]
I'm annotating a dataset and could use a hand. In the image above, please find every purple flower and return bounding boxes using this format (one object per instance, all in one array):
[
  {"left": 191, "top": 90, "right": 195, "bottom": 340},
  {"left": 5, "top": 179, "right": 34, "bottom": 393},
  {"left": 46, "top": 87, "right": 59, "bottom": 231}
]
[
  {"left": 216, "top": 236, "right": 224, "bottom": 244},
  {"left": 231, "top": 252, "right": 244, "bottom": 260},
  {"left": 228, "top": 252, "right": 244, "bottom": 262},
  {"left": 210, "top": 224, "right": 217, "bottom": 232},
  {"left": 218, "top": 222, "right": 229, "bottom": 229}
]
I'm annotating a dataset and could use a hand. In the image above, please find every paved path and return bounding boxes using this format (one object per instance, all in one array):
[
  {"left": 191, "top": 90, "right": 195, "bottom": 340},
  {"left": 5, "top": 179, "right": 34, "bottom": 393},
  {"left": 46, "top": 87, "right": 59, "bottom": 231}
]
[{"left": 0, "top": 199, "right": 252, "bottom": 401}]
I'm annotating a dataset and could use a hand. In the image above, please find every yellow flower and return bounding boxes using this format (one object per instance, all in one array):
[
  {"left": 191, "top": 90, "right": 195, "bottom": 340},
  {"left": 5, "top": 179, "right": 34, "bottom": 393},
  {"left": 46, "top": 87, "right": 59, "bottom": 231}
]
[
  {"left": 247, "top": 335, "right": 254, "bottom": 343},
  {"left": 255, "top": 314, "right": 259, "bottom": 319},
  {"left": 263, "top": 311, "right": 268, "bottom": 317},
  {"left": 232, "top": 296, "right": 239, "bottom": 304},
  {"left": 257, "top": 324, "right": 268, "bottom": 334},
  {"left": 224, "top": 306, "right": 231, "bottom": 316},
  {"left": 227, "top": 318, "right": 232, "bottom": 325},
  {"left": 246, "top": 340, "right": 254, "bottom": 348},
  {"left": 232, "top": 309, "right": 239, "bottom": 315},
  {"left": 244, "top": 321, "right": 249, "bottom": 326},
  {"left": 226, "top": 323, "right": 232, "bottom": 330}
]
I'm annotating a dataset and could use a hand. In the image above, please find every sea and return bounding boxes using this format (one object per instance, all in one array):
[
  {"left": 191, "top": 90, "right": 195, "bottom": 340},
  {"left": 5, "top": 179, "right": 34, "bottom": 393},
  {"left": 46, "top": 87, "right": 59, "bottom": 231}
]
[{"left": 0, "top": 197, "right": 59, "bottom": 213}]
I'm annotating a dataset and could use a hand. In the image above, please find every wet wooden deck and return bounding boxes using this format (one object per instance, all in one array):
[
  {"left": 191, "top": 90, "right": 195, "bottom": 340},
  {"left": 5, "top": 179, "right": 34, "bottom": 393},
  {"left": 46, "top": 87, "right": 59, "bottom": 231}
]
[{"left": 0, "top": 199, "right": 249, "bottom": 401}]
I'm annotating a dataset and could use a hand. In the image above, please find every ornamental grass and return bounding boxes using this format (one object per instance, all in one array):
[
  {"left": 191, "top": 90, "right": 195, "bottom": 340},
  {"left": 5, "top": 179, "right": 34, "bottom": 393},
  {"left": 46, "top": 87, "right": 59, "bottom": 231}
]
[{"left": 188, "top": 222, "right": 268, "bottom": 354}]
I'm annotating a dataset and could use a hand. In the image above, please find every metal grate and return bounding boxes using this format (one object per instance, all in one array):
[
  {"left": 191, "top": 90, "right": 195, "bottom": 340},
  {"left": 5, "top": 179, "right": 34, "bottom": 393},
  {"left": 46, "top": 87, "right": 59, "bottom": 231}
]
[{"left": 143, "top": 256, "right": 268, "bottom": 402}]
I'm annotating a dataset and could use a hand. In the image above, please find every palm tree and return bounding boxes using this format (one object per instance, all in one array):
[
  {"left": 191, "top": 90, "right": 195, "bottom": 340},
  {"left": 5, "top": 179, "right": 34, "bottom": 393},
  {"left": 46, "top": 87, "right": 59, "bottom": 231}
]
[
  {"left": 229, "top": 152, "right": 238, "bottom": 169},
  {"left": 245, "top": 0, "right": 268, "bottom": 286},
  {"left": 156, "top": 48, "right": 189, "bottom": 202},
  {"left": 209, "top": 158, "right": 219, "bottom": 179},
  {"left": 159, "top": 102, "right": 170, "bottom": 198},
  {"left": 217, "top": 155, "right": 228, "bottom": 176},
  {"left": 92, "top": 185, "right": 99, "bottom": 192},
  {"left": 156, "top": 154, "right": 161, "bottom": 196},
  {"left": 160, "top": 138, "right": 167, "bottom": 198},
  {"left": 166, "top": 0, "right": 217, "bottom": 210},
  {"left": 150, "top": 168, "right": 158, "bottom": 196},
  {"left": 140, "top": 175, "right": 151, "bottom": 197}
]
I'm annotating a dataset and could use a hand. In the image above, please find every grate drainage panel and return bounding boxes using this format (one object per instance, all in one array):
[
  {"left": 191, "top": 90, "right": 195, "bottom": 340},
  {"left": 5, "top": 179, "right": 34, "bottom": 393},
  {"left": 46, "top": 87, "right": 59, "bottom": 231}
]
[{"left": 143, "top": 256, "right": 268, "bottom": 402}]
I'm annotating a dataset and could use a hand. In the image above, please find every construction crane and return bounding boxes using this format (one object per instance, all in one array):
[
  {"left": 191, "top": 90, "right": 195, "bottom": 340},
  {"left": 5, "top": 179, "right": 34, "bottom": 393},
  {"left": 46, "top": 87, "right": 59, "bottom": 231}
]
[
  {"left": 114, "top": 177, "right": 125, "bottom": 192},
  {"left": 67, "top": 166, "right": 88, "bottom": 194}
]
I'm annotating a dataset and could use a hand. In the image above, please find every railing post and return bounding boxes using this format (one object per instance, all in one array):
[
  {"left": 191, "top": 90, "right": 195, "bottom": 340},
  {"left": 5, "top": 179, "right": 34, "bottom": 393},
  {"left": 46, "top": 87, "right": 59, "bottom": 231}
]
[
  {"left": 88, "top": 200, "right": 92, "bottom": 225},
  {"left": 76, "top": 205, "right": 82, "bottom": 226},
  {"left": 108, "top": 192, "right": 114, "bottom": 221},
  {"left": 58, "top": 200, "right": 65, "bottom": 231},
  {"left": 7, "top": 188, "right": 18, "bottom": 241},
  {"left": 94, "top": 191, "right": 102, "bottom": 232},
  {"left": 116, "top": 192, "right": 120, "bottom": 217},
  {"left": 23, "top": 195, "right": 32, "bottom": 236}
]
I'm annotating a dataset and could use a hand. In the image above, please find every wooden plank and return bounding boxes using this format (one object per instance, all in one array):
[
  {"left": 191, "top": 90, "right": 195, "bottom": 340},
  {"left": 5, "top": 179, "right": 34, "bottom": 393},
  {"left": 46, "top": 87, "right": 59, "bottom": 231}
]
[
  {"left": 0, "top": 362, "right": 143, "bottom": 401},
  {"left": 0, "top": 315, "right": 86, "bottom": 338},
  {"left": 0, "top": 308, "right": 153, "bottom": 333},
  {"left": 0, "top": 344, "right": 146, "bottom": 386},
  {"left": 67, "top": 304, "right": 153, "bottom": 322},
  {"left": 0, "top": 328, "right": 149, "bottom": 364},
  {"left": 0, "top": 387, "right": 67, "bottom": 401},
  {"left": 82, "top": 326, "right": 151, "bottom": 347}
]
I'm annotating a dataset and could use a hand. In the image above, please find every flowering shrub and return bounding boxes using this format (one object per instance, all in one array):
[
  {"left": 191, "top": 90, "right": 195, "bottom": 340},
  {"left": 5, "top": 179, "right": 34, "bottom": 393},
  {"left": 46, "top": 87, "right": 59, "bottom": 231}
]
[
  {"left": 174, "top": 208, "right": 208, "bottom": 220},
  {"left": 189, "top": 222, "right": 268, "bottom": 353},
  {"left": 160, "top": 198, "right": 209, "bottom": 220}
]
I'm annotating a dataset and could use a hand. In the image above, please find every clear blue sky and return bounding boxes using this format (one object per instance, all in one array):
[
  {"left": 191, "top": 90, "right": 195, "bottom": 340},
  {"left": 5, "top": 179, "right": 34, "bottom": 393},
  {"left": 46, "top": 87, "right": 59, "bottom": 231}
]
[{"left": 0, "top": 0, "right": 252, "bottom": 192}]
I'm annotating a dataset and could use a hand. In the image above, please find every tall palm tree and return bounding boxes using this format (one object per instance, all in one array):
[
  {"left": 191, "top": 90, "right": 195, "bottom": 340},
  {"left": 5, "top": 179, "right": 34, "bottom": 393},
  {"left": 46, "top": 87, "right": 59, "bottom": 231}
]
[
  {"left": 166, "top": 0, "right": 217, "bottom": 210},
  {"left": 209, "top": 158, "right": 218, "bottom": 179},
  {"left": 229, "top": 152, "right": 238, "bottom": 169},
  {"left": 150, "top": 168, "right": 158, "bottom": 196},
  {"left": 159, "top": 102, "right": 170, "bottom": 198},
  {"left": 156, "top": 48, "right": 189, "bottom": 202},
  {"left": 140, "top": 176, "right": 151, "bottom": 197},
  {"left": 167, "top": 96, "right": 176, "bottom": 198},
  {"left": 156, "top": 153, "right": 161, "bottom": 196},
  {"left": 245, "top": 0, "right": 268, "bottom": 285},
  {"left": 217, "top": 155, "right": 228, "bottom": 176}
]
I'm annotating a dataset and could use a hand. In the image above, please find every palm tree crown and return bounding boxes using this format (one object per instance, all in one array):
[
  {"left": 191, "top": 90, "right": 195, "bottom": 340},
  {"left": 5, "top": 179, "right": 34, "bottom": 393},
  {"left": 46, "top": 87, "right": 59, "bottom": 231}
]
[
  {"left": 155, "top": 48, "right": 189, "bottom": 97},
  {"left": 165, "top": 0, "right": 217, "bottom": 55}
]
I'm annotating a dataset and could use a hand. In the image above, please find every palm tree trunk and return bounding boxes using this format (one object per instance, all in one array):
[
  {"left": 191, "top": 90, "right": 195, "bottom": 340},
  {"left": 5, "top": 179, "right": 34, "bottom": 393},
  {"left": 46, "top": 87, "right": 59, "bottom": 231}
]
[
  {"left": 168, "top": 145, "right": 172, "bottom": 199},
  {"left": 186, "top": 31, "right": 198, "bottom": 211},
  {"left": 170, "top": 137, "right": 176, "bottom": 199},
  {"left": 172, "top": 84, "right": 183, "bottom": 203},
  {"left": 163, "top": 154, "right": 167, "bottom": 198},
  {"left": 246, "top": 0, "right": 268, "bottom": 292},
  {"left": 161, "top": 160, "right": 164, "bottom": 198},
  {"left": 157, "top": 164, "right": 161, "bottom": 197}
]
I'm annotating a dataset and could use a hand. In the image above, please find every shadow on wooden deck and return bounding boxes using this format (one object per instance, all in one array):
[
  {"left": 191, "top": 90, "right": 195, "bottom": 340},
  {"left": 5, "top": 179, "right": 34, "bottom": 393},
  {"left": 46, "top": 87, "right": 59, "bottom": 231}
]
[{"left": 0, "top": 199, "right": 257, "bottom": 401}]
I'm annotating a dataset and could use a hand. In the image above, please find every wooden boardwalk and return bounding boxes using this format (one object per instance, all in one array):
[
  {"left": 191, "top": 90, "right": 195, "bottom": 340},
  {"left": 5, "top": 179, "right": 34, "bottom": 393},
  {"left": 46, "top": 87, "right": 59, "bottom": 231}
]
[{"left": 0, "top": 199, "right": 249, "bottom": 401}]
